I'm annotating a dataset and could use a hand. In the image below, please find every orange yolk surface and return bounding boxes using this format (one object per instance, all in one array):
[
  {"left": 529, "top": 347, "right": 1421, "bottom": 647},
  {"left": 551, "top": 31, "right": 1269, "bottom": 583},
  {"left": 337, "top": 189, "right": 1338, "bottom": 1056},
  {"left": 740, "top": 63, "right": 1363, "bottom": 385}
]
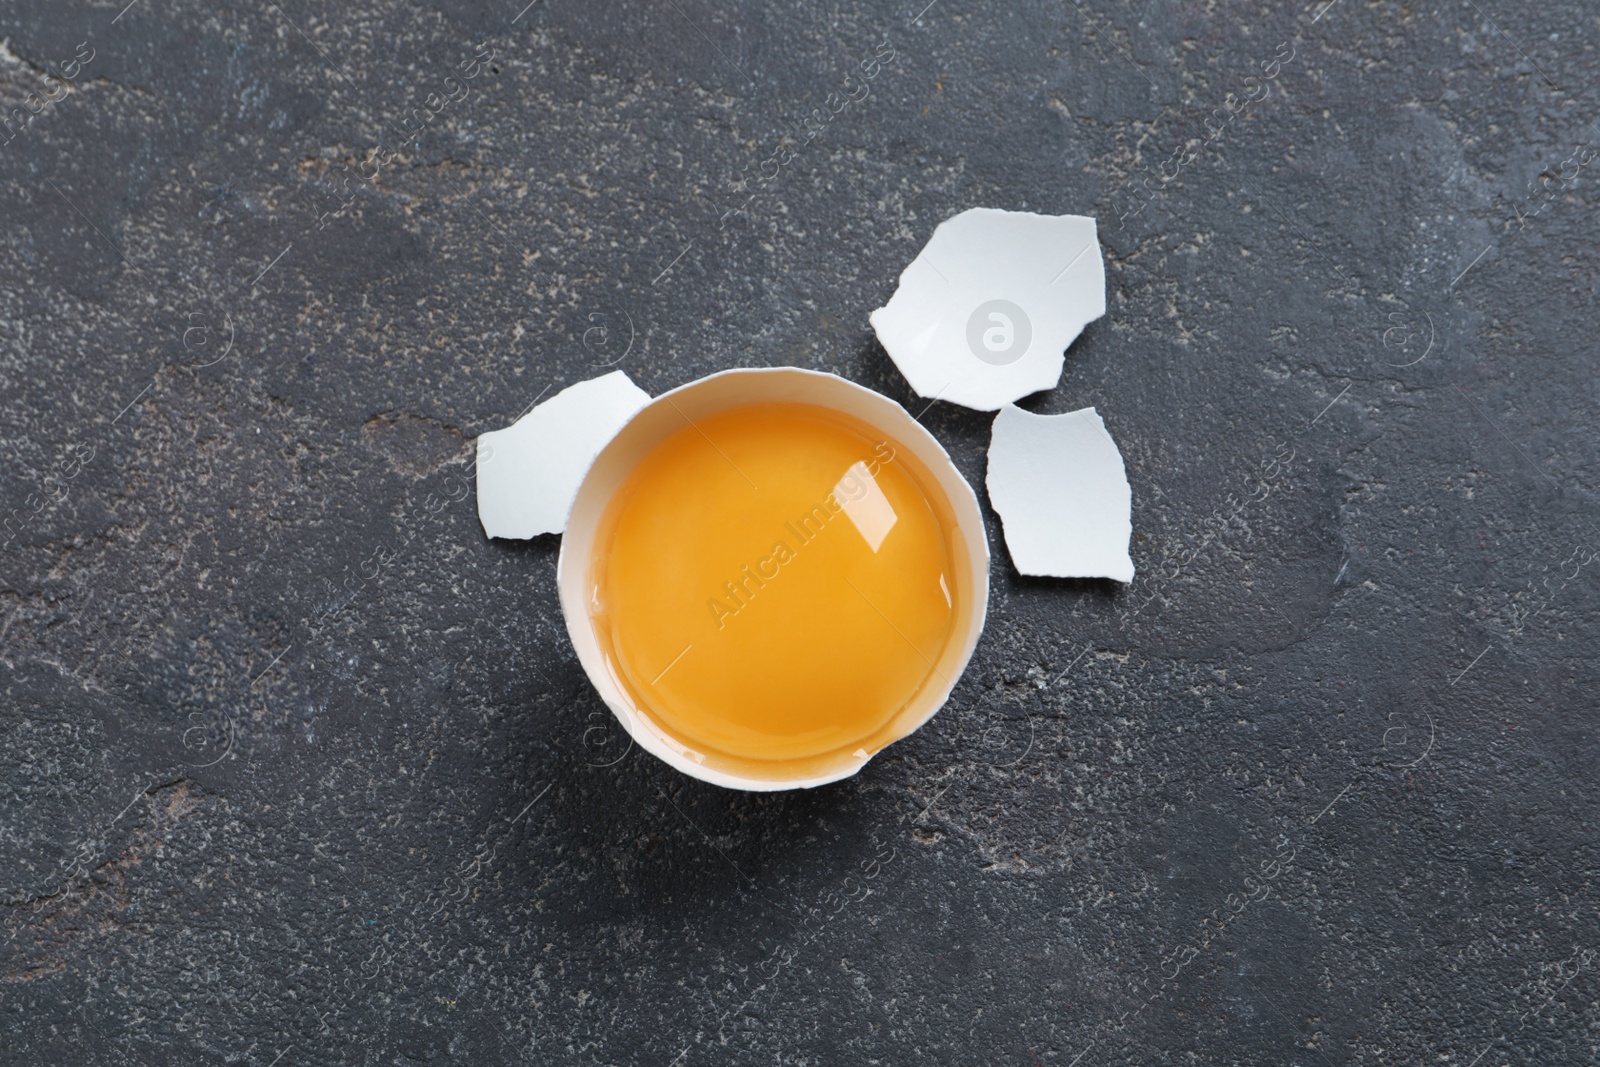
[{"left": 589, "top": 402, "right": 960, "bottom": 775}]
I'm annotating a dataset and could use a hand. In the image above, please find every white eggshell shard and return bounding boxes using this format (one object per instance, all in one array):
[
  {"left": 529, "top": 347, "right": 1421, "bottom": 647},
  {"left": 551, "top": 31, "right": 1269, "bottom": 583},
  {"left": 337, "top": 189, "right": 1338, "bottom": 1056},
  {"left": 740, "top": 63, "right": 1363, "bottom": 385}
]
[
  {"left": 870, "top": 208, "right": 1106, "bottom": 411},
  {"left": 475, "top": 371, "right": 651, "bottom": 539},
  {"left": 986, "top": 404, "right": 1134, "bottom": 582}
]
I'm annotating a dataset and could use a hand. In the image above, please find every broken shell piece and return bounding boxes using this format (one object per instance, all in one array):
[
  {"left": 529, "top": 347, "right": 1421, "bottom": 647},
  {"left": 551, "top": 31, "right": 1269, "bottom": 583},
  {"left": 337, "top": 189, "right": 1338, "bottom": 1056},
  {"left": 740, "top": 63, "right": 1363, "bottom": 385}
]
[
  {"left": 870, "top": 208, "right": 1106, "bottom": 411},
  {"left": 985, "top": 404, "right": 1134, "bottom": 582},
  {"left": 476, "top": 371, "right": 651, "bottom": 539}
]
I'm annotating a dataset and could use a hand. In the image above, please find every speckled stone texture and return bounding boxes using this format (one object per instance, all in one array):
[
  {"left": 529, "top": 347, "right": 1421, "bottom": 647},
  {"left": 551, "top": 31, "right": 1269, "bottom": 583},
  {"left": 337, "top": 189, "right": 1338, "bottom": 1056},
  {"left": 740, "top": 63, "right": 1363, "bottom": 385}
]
[{"left": 2, "top": 0, "right": 1597, "bottom": 1063}]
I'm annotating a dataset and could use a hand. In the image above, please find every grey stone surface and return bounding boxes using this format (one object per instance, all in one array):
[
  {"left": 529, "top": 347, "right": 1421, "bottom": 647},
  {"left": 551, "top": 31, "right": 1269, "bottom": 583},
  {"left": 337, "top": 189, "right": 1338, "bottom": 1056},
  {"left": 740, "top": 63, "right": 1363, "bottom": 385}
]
[{"left": 2, "top": 0, "right": 1597, "bottom": 1063}]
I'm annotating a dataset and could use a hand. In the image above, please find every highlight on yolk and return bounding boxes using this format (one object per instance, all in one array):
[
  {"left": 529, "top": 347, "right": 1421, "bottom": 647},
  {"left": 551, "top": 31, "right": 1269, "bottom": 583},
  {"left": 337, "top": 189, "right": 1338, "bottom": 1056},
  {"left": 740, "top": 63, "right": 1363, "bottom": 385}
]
[{"left": 588, "top": 401, "right": 961, "bottom": 778}]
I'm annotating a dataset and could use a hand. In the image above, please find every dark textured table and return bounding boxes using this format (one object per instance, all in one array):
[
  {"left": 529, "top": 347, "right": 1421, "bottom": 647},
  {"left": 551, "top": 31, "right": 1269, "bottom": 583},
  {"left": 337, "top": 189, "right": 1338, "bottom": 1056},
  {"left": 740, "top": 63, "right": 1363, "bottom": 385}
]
[{"left": 3, "top": 1, "right": 1597, "bottom": 1063}]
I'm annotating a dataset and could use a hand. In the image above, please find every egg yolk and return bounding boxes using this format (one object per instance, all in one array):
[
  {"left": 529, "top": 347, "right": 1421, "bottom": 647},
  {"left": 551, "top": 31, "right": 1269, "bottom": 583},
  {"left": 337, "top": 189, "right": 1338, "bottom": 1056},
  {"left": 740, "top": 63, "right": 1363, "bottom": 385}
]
[{"left": 589, "top": 401, "right": 961, "bottom": 777}]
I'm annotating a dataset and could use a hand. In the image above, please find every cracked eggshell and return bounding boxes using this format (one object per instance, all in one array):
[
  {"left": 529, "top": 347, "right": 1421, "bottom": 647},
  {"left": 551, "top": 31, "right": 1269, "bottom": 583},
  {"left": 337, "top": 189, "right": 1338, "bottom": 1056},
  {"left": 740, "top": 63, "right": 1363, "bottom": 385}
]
[
  {"left": 870, "top": 208, "right": 1106, "bottom": 411},
  {"left": 475, "top": 371, "right": 651, "bottom": 539},
  {"left": 986, "top": 404, "right": 1135, "bottom": 583},
  {"left": 557, "top": 367, "right": 991, "bottom": 791}
]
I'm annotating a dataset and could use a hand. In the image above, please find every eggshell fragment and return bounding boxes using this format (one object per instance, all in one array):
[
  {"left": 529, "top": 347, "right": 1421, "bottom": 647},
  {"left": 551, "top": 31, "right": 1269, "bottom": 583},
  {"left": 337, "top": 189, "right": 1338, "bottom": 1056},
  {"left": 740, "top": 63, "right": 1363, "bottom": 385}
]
[
  {"left": 985, "top": 404, "right": 1134, "bottom": 582},
  {"left": 475, "top": 371, "right": 651, "bottom": 539},
  {"left": 870, "top": 208, "right": 1106, "bottom": 411}
]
